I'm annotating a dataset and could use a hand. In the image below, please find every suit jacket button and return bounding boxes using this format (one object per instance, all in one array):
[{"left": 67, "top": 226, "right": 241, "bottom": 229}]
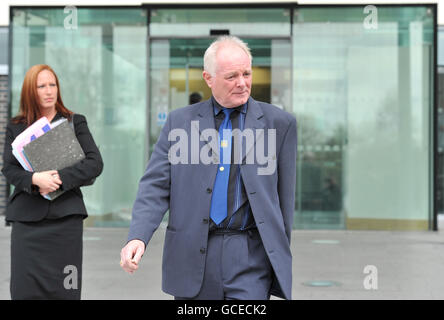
[
  {"left": 206, "top": 188, "right": 212, "bottom": 193},
  {"left": 200, "top": 247, "right": 206, "bottom": 254}
]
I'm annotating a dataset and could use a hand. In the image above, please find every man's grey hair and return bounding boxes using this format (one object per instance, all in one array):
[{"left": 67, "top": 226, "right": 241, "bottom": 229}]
[{"left": 203, "top": 36, "right": 252, "bottom": 77}]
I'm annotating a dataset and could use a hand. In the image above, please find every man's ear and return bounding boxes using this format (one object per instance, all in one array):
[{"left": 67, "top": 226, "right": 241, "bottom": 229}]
[{"left": 202, "top": 71, "right": 212, "bottom": 88}]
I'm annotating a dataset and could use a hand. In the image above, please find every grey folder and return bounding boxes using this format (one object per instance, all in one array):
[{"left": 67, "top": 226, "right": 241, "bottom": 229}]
[{"left": 23, "top": 120, "right": 85, "bottom": 200}]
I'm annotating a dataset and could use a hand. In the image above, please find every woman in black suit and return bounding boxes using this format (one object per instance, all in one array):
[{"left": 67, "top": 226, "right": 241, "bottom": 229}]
[{"left": 1, "top": 64, "right": 103, "bottom": 299}]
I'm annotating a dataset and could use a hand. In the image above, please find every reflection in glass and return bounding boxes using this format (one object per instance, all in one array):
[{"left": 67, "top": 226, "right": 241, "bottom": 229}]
[
  {"left": 149, "top": 38, "right": 291, "bottom": 156},
  {"left": 293, "top": 6, "right": 434, "bottom": 230},
  {"left": 10, "top": 8, "right": 148, "bottom": 226}
]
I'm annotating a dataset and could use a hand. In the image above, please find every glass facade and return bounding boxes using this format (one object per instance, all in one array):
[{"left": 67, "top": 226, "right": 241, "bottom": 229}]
[
  {"left": 8, "top": 4, "right": 437, "bottom": 230},
  {"left": 10, "top": 8, "right": 148, "bottom": 226},
  {"left": 293, "top": 7, "right": 435, "bottom": 230},
  {"left": 0, "top": 27, "right": 7, "bottom": 74},
  {"left": 438, "top": 27, "right": 444, "bottom": 217},
  {"left": 148, "top": 37, "right": 291, "bottom": 154}
]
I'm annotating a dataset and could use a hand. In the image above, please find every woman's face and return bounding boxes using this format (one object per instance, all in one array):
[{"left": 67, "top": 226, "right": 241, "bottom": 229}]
[{"left": 36, "top": 70, "right": 58, "bottom": 113}]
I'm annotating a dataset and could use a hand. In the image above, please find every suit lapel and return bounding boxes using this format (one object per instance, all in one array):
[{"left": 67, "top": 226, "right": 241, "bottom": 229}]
[
  {"left": 242, "top": 97, "right": 265, "bottom": 163},
  {"left": 193, "top": 99, "right": 219, "bottom": 160}
]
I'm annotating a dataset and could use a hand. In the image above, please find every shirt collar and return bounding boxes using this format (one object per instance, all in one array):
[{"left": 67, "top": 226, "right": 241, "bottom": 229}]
[{"left": 211, "top": 96, "right": 248, "bottom": 116}]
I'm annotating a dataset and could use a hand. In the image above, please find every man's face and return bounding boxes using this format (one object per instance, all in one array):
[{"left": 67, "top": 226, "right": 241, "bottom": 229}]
[{"left": 203, "top": 45, "right": 252, "bottom": 108}]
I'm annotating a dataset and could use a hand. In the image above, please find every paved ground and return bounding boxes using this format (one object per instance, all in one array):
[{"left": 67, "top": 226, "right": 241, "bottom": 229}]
[{"left": 1, "top": 218, "right": 444, "bottom": 300}]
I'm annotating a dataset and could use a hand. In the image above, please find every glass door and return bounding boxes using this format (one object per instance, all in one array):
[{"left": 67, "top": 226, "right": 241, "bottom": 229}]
[
  {"left": 292, "top": 6, "right": 434, "bottom": 230},
  {"left": 148, "top": 38, "right": 292, "bottom": 155}
]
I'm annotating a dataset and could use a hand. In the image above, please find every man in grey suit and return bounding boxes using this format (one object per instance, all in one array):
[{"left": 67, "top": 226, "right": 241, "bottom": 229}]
[{"left": 120, "top": 36, "right": 297, "bottom": 300}]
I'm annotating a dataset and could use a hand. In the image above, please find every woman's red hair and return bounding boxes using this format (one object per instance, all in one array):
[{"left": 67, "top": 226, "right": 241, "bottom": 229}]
[{"left": 13, "top": 64, "right": 73, "bottom": 126}]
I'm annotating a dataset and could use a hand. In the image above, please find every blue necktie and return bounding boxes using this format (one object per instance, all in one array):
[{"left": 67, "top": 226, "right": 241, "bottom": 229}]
[{"left": 210, "top": 108, "right": 234, "bottom": 225}]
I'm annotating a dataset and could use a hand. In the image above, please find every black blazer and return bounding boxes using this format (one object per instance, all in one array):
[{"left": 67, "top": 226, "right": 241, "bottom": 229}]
[{"left": 1, "top": 113, "right": 103, "bottom": 222}]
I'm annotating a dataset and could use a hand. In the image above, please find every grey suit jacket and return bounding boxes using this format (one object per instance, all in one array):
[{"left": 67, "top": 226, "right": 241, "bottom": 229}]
[{"left": 128, "top": 97, "right": 297, "bottom": 299}]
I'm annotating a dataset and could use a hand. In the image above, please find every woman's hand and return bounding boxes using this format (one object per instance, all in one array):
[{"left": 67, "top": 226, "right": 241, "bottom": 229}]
[{"left": 32, "top": 170, "right": 62, "bottom": 196}]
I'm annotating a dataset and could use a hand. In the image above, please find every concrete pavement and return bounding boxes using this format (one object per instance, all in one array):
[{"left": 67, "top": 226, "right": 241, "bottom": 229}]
[{"left": 1, "top": 218, "right": 444, "bottom": 300}]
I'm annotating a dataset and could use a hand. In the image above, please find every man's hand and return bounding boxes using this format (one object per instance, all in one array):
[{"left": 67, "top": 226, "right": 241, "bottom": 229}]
[{"left": 120, "top": 239, "right": 145, "bottom": 274}]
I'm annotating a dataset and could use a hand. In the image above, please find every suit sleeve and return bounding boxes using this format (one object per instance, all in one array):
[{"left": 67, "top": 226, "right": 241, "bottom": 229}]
[
  {"left": 58, "top": 114, "right": 103, "bottom": 191},
  {"left": 1, "top": 122, "right": 35, "bottom": 194},
  {"left": 277, "top": 116, "right": 297, "bottom": 244},
  {"left": 127, "top": 113, "right": 172, "bottom": 246}
]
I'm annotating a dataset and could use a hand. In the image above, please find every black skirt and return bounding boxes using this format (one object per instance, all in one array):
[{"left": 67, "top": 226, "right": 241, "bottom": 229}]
[{"left": 10, "top": 214, "right": 83, "bottom": 300}]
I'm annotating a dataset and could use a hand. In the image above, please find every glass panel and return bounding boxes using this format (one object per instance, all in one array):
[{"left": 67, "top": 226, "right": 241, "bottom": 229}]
[
  {"left": 293, "top": 6, "right": 434, "bottom": 230},
  {"left": 438, "top": 67, "right": 444, "bottom": 216},
  {"left": 150, "top": 8, "right": 291, "bottom": 37},
  {"left": 438, "top": 27, "right": 444, "bottom": 66},
  {"left": 0, "top": 27, "right": 8, "bottom": 70},
  {"left": 438, "top": 27, "right": 444, "bottom": 217},
  {"left": 10, "top": 8, "right": 148, "bottom": 226}
]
